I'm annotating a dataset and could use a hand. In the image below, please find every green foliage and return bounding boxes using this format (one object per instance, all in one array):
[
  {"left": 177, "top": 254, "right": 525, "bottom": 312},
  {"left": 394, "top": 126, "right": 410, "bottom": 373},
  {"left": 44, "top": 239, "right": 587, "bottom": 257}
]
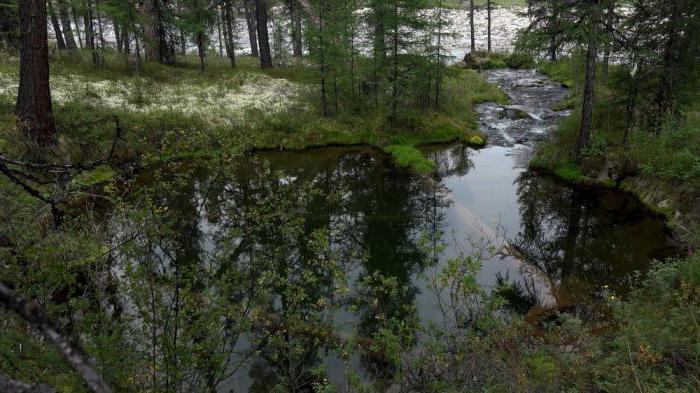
[
  {"left": 537, "top": 59, "right": 576, "bottom": 88},
  {"left": 505, "top": 52, "right": 535, "bottom": 69},
  {"left": 384, "top": 145, "right": 436, "bottom": 174}
]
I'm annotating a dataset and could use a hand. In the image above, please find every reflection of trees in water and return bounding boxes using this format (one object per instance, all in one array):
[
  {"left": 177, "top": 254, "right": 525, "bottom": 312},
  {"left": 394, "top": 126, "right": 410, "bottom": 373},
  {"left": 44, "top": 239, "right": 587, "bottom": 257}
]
[
  {"left": 119, "top": 146, "right": 469, "bottom": 390},
  {"left": 511, "top": 171, "right": 672, "bottom": 300}
]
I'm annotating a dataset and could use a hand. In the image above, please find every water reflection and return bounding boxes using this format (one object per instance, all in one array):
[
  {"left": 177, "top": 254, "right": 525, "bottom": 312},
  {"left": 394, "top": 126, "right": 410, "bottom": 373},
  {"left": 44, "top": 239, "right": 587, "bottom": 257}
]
[
  {"left": 511, "top": 171, "right": 677, "bottom": 306},
  {"left": 124, "top": 144, "right": 674, "bottom": 391}
]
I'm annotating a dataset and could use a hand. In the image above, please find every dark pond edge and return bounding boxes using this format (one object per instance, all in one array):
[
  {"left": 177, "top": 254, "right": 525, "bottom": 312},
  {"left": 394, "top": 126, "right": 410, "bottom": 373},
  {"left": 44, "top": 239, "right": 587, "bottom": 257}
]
[{"left": 528, "top": 161, "right": 686, "bottom": 250}]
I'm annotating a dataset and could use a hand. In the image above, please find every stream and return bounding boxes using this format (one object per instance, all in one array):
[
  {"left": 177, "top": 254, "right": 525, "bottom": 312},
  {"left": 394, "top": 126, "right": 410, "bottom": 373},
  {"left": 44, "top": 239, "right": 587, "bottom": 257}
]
[{"left": 129, "top": 69, "right": 676, "bottom": 392}]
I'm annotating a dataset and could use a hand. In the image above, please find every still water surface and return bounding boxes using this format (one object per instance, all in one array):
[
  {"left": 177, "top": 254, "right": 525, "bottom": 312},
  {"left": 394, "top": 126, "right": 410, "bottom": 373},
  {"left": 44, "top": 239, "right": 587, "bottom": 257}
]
[{"left": 132, "top": 70, "right": 675, "bottom": 391}]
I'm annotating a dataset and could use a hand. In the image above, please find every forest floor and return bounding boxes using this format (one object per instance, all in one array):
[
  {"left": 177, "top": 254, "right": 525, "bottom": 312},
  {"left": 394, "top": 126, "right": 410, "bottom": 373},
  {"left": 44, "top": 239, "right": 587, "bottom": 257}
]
[{"left": 0, "top": 51, "right": 505, "bottom": 174}]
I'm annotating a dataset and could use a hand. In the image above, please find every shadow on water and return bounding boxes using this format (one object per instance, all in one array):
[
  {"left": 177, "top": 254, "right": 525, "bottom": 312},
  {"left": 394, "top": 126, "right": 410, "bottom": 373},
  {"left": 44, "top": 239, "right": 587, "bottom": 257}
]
[{"left": 130, "top": 141, "right": 676, "bottom": 391}]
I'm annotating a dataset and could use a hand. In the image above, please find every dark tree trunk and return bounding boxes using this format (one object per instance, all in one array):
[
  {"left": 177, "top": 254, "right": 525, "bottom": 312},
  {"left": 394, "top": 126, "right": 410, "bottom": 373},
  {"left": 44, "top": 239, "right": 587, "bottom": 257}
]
[
  {"left": 179, "top": 28, "right": 186, "bottom": 54},
  {"left": 144, "top": 0, "right": 174, "bottom": 64},
  {"left": 114, "top": 19, "right": 122, "bottom": 52},
  {"left": 48, "top": 1, "right": 66, "bottom": 50},
  {"left": 223, "top": 0, "right": 236, "bottom": 67},
  {"left": 549, "top": 0, "right": 558, "bottom": 61},
  {"left": 255, "top": 0, "right": 272, "bottom": 68},
  {"left": 391, "top": 0, "right": 398, "bottom": 120},
  {"left": 318, "top": 0, "right": 327, "bottom": 116},
  {"left": 196, "top": 31, "right": 205, "bottom": 70},
  {"left": 601, "top": 0, "right": 615, "bottom": 78},
  {"left": 122, "top": 21, "right": 130, "bottom": 54},
  {"left": 71, "top": 5, "right": 83, "bottom": 49},
  {"left": 84, "top": 0, "right": 99, "bottom": 65},
  {"left": 96, "top": 7, "right": 105, "bottom": 48},
  {"left": 120, "top": 23, "right": 131, "bottom": 55},
  {"left": 576, "top": 0, "right": 599, "bottom": 164},
  {"left": 655, "top": 0, "right": 680, "bottom": 120},
  {"left": 288, "top": 0, "right": 302, "bottom": 57},
  {"left": 57, "top": 0, "right": 77, "bottom": 49},
  {"left": 17, "top": 0, "right": 56, "bottom": 147},
  {"left": 487, "top": 0, "right": 492, "bottom": 53},
  {"left": 244, "top": 0, "right": 259, "bottom": 57},
  {"left": 469, "top": 0, "right": 475, "bottom": 53},
  {"left": 216, "top": 5, "right": 223, "bottom": 57},
  {"left": 372, "top": 0, "right": 386, "bottom": 61}
]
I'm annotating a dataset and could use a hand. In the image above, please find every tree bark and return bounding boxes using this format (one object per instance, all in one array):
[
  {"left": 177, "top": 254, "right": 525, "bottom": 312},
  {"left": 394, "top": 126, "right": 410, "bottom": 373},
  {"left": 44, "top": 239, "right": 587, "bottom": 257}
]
[
  {"left": 601, "top": 0, "right": 615, "bottom": 78},
  {"left": 144, "top": 0, "right": 174, "bottom": 64},
  {"left": 288, "top": 0, "right": 302, "bottom": 56},
  {"left": 469, "top": 0, "right": 475, "bottom": 53},
  {"left": 83, "top": 0, "right": 99, "bottom": 65},
  {"left": 71, "top": 5, "right": 83, "bottom": 49},
  {"left": 57, "top": 0, "right": 77, "bottom": 49},
  {"left": 255, "top": 0, "right": 273, "bottom": 68},
  {"left": 576, "top": 0, "right": 599, "bottom": 164},
  {"left": 487, "top": 0, "right": 491, "bottom": 53},
  {"left": 17, "top": 0, "right": 56, "bottom": 147},
  {"left": 47, "top": 1, "right": 66, "bottom": 50},
  {"left": 549, "top": 0, "right": 558, "bottom": 61},
  {"left": 223, "top": 0, "right": 236, "bottom": 66},
  {"left": 196, "top": 31, "right": 205, "bottom": 70},
  {"left": 244, "top": 0, "right": 259, "bottom": 57},
  {"left": 216, "top": 5, "right": 224, "bottom": 57}
]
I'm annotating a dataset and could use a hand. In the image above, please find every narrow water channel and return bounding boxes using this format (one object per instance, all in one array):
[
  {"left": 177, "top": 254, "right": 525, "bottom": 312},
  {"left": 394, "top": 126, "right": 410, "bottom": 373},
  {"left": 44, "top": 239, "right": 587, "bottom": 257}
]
[{"left": 134, "top": 70, "right": 676, "bottom": 391}]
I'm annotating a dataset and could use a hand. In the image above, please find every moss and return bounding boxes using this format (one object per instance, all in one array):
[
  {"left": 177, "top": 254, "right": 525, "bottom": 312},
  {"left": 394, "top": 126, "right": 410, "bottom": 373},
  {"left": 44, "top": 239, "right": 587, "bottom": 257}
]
[
  {"left": 467, "top": 135, "right": 486, "bottom": 147},
  {"left": 71, "top": 165, "right": 117, "bottom": 187},
  {"left": 383, "top": 145, "right": 436, "bottom": 174}
]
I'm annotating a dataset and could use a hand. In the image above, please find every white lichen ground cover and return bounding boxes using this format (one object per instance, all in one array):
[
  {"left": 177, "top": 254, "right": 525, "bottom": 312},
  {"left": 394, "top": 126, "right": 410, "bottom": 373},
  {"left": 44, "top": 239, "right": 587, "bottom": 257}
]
[{"left": 0, "top": 72, "right": 306, "bottom": 126}]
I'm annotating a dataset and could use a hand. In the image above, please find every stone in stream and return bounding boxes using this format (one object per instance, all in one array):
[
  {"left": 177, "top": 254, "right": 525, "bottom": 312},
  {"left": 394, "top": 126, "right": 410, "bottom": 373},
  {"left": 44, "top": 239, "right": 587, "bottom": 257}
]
[{"left": 500, "top": 106, "right": 532, "bottom": 120}]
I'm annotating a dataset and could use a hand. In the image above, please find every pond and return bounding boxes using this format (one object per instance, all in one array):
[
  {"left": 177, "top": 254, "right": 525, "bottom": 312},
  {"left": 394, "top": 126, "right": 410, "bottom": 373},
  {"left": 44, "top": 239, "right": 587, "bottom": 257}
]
[{"left": 124, "top": 70, "right": 676, "bottom": 391}]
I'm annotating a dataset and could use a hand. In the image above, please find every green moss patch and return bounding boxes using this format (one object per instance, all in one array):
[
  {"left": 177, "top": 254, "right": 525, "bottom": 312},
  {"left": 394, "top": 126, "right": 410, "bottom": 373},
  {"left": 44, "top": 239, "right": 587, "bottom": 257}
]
[{"left": 383, "top": 145, "right": 436, "bottom": 174}]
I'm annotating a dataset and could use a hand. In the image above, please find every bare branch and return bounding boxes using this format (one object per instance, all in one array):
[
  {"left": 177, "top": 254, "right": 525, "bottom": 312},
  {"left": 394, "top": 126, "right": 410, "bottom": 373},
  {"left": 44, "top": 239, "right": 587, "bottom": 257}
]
[{"left": 0, "top": 282, "right": 113, "bottom": 393}]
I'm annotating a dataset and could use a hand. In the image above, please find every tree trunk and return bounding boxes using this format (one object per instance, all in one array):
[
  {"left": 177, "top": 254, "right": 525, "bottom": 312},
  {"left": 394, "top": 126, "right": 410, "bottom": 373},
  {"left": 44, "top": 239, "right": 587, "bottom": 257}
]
[
  {"left": 216, "top": 5, "right": 223, "bottom": 57},
  {"left": 601, "top": 0, "right": 615, "bottom": 78},
  {"left": 196, "top": 31, "right": 205, "bottom": 70},
  {"left": 114, "top": 19, "right": 122, "bottom": 53},
  {"left": 576, "top": 0, "right": 599, "bottom": 164},
  {"left": 318, "top": 0, "right": 327, "bottom": 116},
  {"left": 224, "top": 0, "right": 236, "bottom": 66},
  {"left": 244, "top": 0, "right": 259, "bottom": 57},
  {"left": 57, "top": 0, "right": 77, "bottom": 49},
  {"left": 71, "top": 5, "right": 83, "bottom": 49},
  {"left": 549, "top": 0, "right": 558, "bottom": 61},
  {"left": 288, "top": 0, "right": 302, "bottom": 57},
  {"left": 84, "top": 0, "right": 99, "bottom": 66},
  {"left": 17, "top": 0, "right": 56, "bottom": 147},
  {"left": 48, "top": 1, "right": 66, "bottom": 50},
  {"left": 255, "top": 0, "right": 272, "bottom": 68},
  {"left": 144, "top": 0, "right": 174, "bottom": 64},
  {"left": 96, "top": 7, "right": 105, "bottom": 48},
  {"left": 122, "top": 21, "right": 130, "bottom": 54},
  {"left": 655, "top": 0, "right": 680, "bottom": 120},
  {"left": 487, "top": 0, "right": 491, "bottom": 53},
  {"left": 391, "top": 0, "right": 398, "bottom": 120},
  {"left": 469, "top": 0, "right": 475, "bottom": 53}
]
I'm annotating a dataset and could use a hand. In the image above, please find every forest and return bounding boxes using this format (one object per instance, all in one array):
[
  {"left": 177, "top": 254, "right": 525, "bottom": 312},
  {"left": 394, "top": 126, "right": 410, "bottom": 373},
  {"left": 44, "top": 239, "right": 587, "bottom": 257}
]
[{"left": 0, "top": 0, "right": 698, "bottom": 391}]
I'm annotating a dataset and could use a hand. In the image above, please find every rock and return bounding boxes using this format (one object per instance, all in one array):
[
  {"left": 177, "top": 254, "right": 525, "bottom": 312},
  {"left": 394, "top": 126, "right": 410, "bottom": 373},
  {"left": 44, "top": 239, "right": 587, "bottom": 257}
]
[{"left": 500, "top": 106, "right": 531, "bottom": 120}]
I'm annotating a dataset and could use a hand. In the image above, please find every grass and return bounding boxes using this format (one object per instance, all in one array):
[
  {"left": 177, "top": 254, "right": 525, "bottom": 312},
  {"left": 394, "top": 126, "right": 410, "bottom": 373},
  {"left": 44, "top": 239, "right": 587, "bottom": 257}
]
[
  {"left": 532, "top": 55, "right": 699, "bottom": 249},
  {"left": 0, "top": 50, "right": 507, "bottom": 174},
  {"left": 384, "top": 145, "right": 436, "bottom": 174},
  {"left": 425, "top": 0, "right": 528, "bottom": 8},
  {"left": 463, "top": 51, "right": 536, "bottom": 70}
]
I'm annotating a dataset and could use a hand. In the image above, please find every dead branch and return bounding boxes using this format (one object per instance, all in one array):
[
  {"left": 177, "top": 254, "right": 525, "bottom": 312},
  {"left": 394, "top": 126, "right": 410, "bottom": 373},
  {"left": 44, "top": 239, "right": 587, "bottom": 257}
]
[{"left": 0, "top": 282, "right": 112, "bottom": 393}]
